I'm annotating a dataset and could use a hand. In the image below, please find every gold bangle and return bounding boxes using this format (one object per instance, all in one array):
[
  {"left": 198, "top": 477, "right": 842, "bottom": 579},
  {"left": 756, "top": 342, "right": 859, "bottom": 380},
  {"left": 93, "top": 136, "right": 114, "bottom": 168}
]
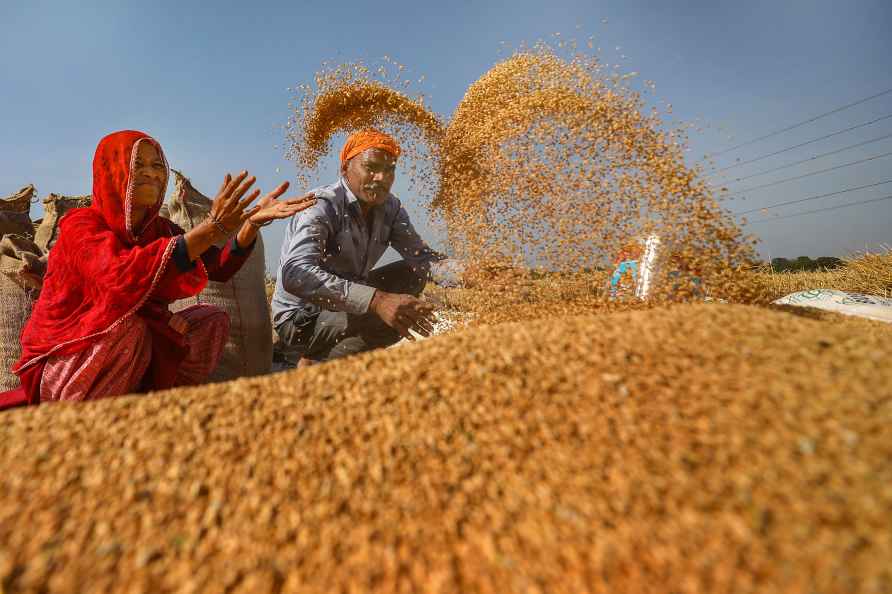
[
  {"left": 247, "top": 218, "right": 272, "bottom": 229},
  {"left": 206, "top": 216, "right": 231, "bottom": 237}
]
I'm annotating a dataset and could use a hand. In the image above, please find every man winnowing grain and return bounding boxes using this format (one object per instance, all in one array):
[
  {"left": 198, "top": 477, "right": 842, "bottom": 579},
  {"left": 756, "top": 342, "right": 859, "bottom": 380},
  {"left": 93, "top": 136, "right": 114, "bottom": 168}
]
[{"left": 272, "top": 129, "right": 439, "bottom": 366}]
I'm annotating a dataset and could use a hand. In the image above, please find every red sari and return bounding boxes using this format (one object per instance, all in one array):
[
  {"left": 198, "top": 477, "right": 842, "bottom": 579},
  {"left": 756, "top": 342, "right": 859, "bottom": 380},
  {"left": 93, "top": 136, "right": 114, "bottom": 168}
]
[{"left": 0, "top": 130, "right": 250, "bottom": 410}]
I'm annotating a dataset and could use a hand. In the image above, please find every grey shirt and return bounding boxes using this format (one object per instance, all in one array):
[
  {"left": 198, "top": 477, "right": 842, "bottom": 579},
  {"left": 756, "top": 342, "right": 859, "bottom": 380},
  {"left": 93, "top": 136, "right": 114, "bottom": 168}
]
[{"left": 271, "top": 178, "right": 438, "bottom": 327}]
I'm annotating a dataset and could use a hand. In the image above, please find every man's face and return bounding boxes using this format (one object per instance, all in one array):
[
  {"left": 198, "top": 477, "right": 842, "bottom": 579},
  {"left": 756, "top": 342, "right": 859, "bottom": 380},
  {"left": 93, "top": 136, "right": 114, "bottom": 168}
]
[
  {"left": 131, "top": 141, "right": 166, "bottom": 208},
  {"left": 342, "top": 147, "right": 397, "bottom": 208}
]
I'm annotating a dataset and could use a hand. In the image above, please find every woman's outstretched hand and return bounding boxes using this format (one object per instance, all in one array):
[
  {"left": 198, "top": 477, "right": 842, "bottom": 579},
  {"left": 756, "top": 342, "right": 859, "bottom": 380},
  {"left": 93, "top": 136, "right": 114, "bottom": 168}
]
[
  {"left": 209, "top": 171, "right": 260, "bottom": 234},
  {"left": 234, "top": 180, "right": 316, "bottom": 249},
  {"left": 184, "top": 172, "right": 316, "bottom": 261},
  {"left": 245, "top": 182, "right": 316, "bottom": 227}
]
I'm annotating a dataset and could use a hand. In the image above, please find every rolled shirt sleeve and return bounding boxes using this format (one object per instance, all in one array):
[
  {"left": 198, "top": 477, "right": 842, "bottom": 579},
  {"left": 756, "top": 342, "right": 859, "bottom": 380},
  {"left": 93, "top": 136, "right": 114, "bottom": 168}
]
[{"left": 279, "top": 206, "right": 377, "bottom": 315}]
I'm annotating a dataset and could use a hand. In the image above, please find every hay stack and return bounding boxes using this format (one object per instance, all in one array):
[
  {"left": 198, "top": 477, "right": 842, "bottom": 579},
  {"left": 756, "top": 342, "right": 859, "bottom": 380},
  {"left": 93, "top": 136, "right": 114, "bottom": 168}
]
[{"left": 755, "top": 249, "right": 892, "bottom": 300}]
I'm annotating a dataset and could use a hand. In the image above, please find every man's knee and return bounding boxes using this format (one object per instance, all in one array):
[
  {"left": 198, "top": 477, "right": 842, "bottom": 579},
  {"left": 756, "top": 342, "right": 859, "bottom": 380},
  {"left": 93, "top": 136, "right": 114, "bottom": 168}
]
[
  {"left": 275, "top": 315, "right": 316, "bottom": 356},
  {"left": 276, "top": 311, "right": 349, "bottom": 360},
  {"left": 314, "top": 311, "right": 350, "bottom": 342},
  {"left": 369, "top": 260, "right": 427, "bottom": 296},
  {"left": 313, "top": 311, "right": 401, "bottom": 360},
  {"left": 326, "top": 336, "right": 369, "bottom": 360},
  {"left": 326, "top": 321, "right": 399, "bottom": 360}
]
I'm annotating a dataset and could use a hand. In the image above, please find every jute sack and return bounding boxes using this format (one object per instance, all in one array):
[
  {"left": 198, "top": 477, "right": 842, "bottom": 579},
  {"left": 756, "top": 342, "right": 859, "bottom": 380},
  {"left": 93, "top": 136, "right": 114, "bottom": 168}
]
[
  {"left": 0, "top": 212, "right": 34, "bottom": 240},
  {"left": 1, "top": 185, "right": 36, "bottom": 240},
  {"left": 0, "top": 235, "right": 46, "bottom": 391},
  {"left": 1, "top": 185, "right": 34, "bottom": 214},
  {"left": 34, "top": 193, "right": 92, "bottom": 251},
  {"left": 160, "top": 171, "right": 272, "bottom": 381}
]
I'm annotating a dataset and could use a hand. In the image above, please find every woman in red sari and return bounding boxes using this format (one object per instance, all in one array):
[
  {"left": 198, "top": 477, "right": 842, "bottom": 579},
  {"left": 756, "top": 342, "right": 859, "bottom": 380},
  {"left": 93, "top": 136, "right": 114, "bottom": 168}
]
[{"left": 1, "top": 130, "right": 314, "bottom": 408}]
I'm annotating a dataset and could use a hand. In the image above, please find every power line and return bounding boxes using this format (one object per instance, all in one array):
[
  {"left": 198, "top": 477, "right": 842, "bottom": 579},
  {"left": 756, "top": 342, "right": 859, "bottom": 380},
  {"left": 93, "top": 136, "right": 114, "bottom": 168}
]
[
  {"left": 722, "top": 150, "right": 892, "bottom": 197},
  {"left": 708, "top": 87, "right": 892, "bottom": 157},
  {"left": 710, "top": 112, "right": 892, "bottom": 175},
  {"left": 714, "top": 132, "right": 892, "bottom": 184},
  {"left": 745, "top": 194, "right": 892, "bottom": 223},
  {"left": 734, "top": 179, "right": 892, "bottom": 215}
]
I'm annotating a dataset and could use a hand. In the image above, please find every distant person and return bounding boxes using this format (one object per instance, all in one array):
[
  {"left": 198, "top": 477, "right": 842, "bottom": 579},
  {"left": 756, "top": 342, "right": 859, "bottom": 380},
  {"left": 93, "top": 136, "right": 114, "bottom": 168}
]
[
  {"left": 1, "top": 130, "right": 314, "bottom": 408},
  {"left": 272, "top": 129, "right": 439, "bottom": 366}
]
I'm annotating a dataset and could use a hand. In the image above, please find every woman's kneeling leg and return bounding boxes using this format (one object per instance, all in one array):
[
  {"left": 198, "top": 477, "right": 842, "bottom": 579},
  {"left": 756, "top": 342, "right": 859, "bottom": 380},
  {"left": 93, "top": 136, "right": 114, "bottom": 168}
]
[
  {"left": 174, "top": 305, "right": 230, "bottom": 386},
  {"left": 41, "top": 315, "right": 152, "bottom": 402}
]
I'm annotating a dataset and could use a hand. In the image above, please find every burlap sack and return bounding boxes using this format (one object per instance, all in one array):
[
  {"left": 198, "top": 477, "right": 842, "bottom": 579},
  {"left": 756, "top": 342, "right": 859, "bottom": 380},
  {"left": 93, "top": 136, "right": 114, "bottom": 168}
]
[
  {"left": 0, "top": 212, "right": 34, "bottom": 240},
  {"left": 0, "top": 235, "right": 45, "bottom": 391},
  {"left": 34, "top": 193, "right": 92, "bottom": 251},
  {"left": 160, "top": 171, "right": 272, "bottom": 381},
  {"left": 1, "top": 185, "right": 36, "bottom": 240},
  {"left": 1, "top": 185, "right": 35, "bottom": 214}
]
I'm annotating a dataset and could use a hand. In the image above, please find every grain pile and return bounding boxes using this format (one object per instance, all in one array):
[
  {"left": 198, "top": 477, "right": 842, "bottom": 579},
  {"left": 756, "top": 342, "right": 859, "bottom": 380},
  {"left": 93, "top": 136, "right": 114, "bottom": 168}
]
[{"left": 1, "top": 304, "right": 890, "bottom": 593}]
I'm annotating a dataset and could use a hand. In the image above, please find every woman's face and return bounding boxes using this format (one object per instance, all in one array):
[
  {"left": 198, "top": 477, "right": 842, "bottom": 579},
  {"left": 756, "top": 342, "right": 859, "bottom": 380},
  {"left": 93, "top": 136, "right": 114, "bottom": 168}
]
[{"left": 131, "top": 141, "right": 166, "bottom": 208}]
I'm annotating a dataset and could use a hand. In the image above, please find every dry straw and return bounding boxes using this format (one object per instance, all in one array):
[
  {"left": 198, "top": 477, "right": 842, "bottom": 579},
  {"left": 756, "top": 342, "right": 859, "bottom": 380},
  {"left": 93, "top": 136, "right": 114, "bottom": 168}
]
[{"left": 753, "top": 248, "right": 892, "bottom": 300}]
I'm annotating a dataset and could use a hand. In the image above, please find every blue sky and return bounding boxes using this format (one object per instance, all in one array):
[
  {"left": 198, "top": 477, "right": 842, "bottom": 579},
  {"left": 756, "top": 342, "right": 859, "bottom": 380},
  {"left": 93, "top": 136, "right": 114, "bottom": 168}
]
[{"left": 2, "top": 0, "right": 890, "bottom": 272}]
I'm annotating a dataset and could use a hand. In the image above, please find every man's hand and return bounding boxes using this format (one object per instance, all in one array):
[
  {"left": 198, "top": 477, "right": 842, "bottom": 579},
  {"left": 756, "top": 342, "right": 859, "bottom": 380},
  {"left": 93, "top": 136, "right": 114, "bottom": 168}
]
[{"left": 369, "top": 290, "right": 436, "bottom": 341}]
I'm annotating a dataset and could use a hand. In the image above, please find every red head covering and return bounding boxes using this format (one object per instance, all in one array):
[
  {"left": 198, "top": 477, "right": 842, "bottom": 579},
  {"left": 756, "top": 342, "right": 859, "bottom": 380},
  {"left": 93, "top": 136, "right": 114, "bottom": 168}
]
[
  {"left": 339, "top": 129, "right": 401, "bottom": 165},
  {"left": 13, "top": 130, "right": 207, "bottom": 392},
  {"left": 91, "top": 129, "right": 169, "bottom": 243}
]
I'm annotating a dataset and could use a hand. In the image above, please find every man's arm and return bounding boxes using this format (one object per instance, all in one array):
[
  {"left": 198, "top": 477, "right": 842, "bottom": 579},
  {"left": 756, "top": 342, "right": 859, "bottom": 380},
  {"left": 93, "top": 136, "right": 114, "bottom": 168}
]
[
  {"left": 279, "top": 204, "right": 376, "bottom": 315},
  {"left": 366, "top": 203, "right": 438, "bottom": 340}
]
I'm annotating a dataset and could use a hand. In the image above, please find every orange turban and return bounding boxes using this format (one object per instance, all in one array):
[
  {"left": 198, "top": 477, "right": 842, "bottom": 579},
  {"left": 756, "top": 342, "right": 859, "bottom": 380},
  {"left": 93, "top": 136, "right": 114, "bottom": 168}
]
[{"left": 340, "top": 129, "right": 401, "bottom": 165}]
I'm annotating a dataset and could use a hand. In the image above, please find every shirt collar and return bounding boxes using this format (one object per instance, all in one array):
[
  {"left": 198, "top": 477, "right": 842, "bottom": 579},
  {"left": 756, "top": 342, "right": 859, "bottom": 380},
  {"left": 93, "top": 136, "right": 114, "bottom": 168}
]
[
  {"left": 339, "top": 177, "right": 394, "bottom": 217},
  {"left": 339, "top": 177, "right": 360, "bottom": 206}
]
